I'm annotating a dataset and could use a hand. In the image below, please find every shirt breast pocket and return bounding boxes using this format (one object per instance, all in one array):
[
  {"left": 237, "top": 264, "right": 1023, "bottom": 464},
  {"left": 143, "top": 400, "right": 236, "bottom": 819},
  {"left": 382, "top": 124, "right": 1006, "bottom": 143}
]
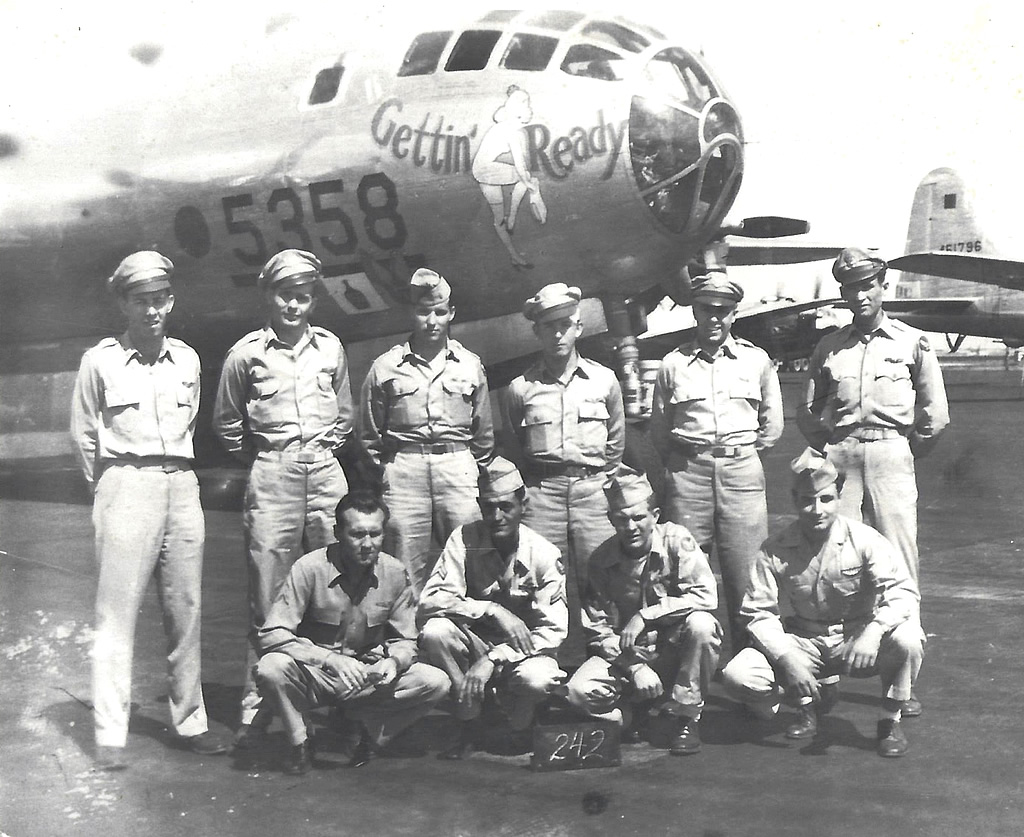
[
  {"left": 247, "top": 377, "right": 280, "bottom": 426},
  {"left": 729, "top": 377, "right": 761, "bottom": 405},
  {"left": 105, "top": 388, "right": 141, "bottom": 433},
  {"left": 669, "top": 385, "right": 703, "bottom": 425},
  {"left": 364, "top": 603, "right": 391, "bottom": 629},
  {"left": 576, "top": 399, "right": 610, "bottom": 456},
  {"left": 831, "top": 565, "right": 864, "bottom": 598},
  {"left": 316, "top": 370, "right": 339, "bottom": 422},
  {"left": 874, "top": 365, "right": 913, "bottom": 408},
  {"left": 384, "top": 378, "right": 420, "bottom": 429},
  {"left": 522, "top": 406, "right": 558, "bottom": 456},
  {"left": 168, "top": 380, "right": 198, "bottom": 436},
  {"left": 441, "top": 378, "right": 475, "bottom": 427}
]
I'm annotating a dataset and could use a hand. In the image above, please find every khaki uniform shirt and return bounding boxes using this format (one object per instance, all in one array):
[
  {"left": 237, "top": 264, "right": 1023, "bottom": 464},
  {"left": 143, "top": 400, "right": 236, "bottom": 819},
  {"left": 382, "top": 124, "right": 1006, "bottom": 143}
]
[
  {"left": 418, "top": 521, "right": 568, "bottom": 665},
  {"left": 583, "top": 523, "right": 718, "bottom": 664},
  {"left": 502, "top": 355, "right": 625, "bottom": 473},
  {"left": 358, "top": 338, "right": 493, "bottom": 466},
  {"left": 650, "top": 335, "right": 783, "bottom": 453},
  {"left": 71, "top": 335, "right": 200, "bottom": 485},
  {"left": 257, "top": 547, "right": 418, "bottom": 674},
  {"left": 741, "top": 516, "right": 920, "bottom": 663},
  {"left": 797, "top": 314, "right": 949, "bottom": 449},
  {"left": 213, "top": 325, "right": 353, "bottom": 462}
]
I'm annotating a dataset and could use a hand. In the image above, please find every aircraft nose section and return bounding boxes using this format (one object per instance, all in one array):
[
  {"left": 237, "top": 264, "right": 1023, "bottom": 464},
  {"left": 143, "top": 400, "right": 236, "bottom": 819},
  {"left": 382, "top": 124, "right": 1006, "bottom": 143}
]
[{"left": 629, "top": 47, "right": 744, "bottom": 242}]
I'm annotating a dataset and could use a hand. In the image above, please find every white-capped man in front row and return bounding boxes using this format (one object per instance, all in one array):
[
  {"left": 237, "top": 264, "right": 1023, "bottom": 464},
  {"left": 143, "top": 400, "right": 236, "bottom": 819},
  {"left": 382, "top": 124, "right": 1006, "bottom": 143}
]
[
  {"left": 721, "top": 448, "right": 924, "bottom": 758},
  {"left": 254, "top": 491, "right": 450, "bottom": 774},
  {"left": 418, "top": 457, "right": 568, "bottom": 759},
  {"left": 565, "top": 466, "right": 722, "bottom": 755}
]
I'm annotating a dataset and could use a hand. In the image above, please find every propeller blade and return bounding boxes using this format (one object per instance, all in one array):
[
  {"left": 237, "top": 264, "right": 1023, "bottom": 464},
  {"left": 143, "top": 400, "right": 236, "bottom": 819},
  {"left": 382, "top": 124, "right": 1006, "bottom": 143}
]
[{"left": 726, "top": 216, "right": 811, "bottom": 239}]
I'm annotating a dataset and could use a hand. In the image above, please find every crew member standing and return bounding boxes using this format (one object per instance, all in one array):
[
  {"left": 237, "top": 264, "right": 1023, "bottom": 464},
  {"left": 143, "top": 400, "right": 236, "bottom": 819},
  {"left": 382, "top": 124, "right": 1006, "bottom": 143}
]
[
  {"left": 649, "top": 272, "right": 783, "bottom": 651},
  {"left": 359, "top": 267, "right": 493, "bottom": 594},
  {"left": 72, "top": 251, "right": 226, "bottom": 770},
  {"left": 213, "top": 248, "right": 353, "bottom": 735},
  {"left": 797, "top": 247, "right": 948, "bottom": 716},
  {"left": 501, "top": 283, "right": 625, "bottom": 662}
]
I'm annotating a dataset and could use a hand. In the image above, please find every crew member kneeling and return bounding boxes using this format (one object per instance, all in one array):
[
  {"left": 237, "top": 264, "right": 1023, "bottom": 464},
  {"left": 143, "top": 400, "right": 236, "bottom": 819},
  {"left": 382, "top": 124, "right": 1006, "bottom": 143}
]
[
  {"left": 254, "top": 491, "right": 450, "bottom": 774},
  {"left": 721, "top": 449, "right": 924, "bottom": 758},
  {"left": 565, "top": 467, "right": 722, "bottom": 755},
  {"left": 418, "top": 457, "right": 568, "bottom": 759}
]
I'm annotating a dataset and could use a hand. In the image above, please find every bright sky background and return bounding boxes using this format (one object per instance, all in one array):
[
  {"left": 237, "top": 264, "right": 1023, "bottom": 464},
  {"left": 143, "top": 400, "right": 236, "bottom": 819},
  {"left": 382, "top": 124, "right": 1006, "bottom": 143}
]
[{"left": 3, "top": 1, "right": 1021, "bottom": 283}]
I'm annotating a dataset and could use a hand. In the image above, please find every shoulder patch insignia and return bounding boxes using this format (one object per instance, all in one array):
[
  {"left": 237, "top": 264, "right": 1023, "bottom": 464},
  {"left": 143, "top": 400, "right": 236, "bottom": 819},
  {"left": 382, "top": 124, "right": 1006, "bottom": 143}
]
[{"left": 919, "top": 336, "right": 931, "bottom": 352}]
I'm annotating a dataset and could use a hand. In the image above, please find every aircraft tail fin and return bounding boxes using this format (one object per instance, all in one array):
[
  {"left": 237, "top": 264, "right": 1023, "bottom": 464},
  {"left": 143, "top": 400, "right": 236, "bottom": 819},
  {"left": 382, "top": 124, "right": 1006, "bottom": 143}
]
[
  {"left": 895, "top": 167, "right": 997, "bottom": 299},
  {"left": 904, "top": 167, "right": 993, "bottom": 258}
]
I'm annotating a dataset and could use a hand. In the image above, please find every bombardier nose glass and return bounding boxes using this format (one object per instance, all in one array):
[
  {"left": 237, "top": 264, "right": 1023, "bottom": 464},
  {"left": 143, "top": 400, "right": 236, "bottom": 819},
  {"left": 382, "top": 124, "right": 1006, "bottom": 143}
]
[{"left": 630, "top": 48, "right": 744, "bottom": 238}]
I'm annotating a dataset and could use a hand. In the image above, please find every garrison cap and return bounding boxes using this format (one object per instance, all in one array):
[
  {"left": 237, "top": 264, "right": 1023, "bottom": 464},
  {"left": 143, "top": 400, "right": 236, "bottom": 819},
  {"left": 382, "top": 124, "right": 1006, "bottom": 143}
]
[
  {"left": 603, "top": 465, "right": 655, "bottom": 510},
  {"left": 108, "top": 251, "right": 173, "bottom": 296},
  {"left": 790, "top": 447, "right": 839, "bottom": 493},
  {"left": 690, "top": 271, "right": 743, "bottom": 304},
  {"left": 832, "top": 247, "right": 887, "bottom": 285},
  {"left": 409, "top": 267, "right": 452, "bottom": 306},
  {"left": 522, "top": 283, "right": 582, "bottom": 323},
  {"left": 258, "top": 249, "right": 321, "bottom": 291},
  {"left": 478, "top": 456, "right": 525, "bottom": 501}
]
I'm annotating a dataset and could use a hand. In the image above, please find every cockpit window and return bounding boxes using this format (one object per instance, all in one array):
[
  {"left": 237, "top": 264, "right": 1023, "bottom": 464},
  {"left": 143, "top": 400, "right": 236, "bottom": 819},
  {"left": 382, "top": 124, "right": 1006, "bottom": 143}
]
[
  {"left": 307, "top": 65, "right": 344, "bottom": 105},
  {"left": 560, "top": 44, "right": 627, "bottom": 81},
  {"left": 523, "top": 11, "right": 586, "bottom": 31},
  {"left": 398, "top": 31, "right": 452, "bottom": 77},
  {"left": 478, "top": 10, "right": 520, "bottom": 24},
  {"left": 579, "top": 21, "right": 649, "bottom": 54},
  {"left": 642, "top": 48, "right": 713, "bottom": 109},
  {"left": 501, "top": 34, "right": 558, "bottom": 71},
  {"left": 445, "top": 30, "right": 503, "bottom": 71}
]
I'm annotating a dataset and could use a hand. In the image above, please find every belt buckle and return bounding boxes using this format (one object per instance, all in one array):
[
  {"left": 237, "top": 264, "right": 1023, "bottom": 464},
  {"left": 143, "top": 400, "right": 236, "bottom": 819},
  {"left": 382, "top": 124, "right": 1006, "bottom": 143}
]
[
  {"left": 161, "top": 462, "right": 178, "bottom": 473},
  {"left": 296, "top": 450, "right": 317, "bottom": 464},
  {"left": 710, "top": 445, "right": 727, "bottom": 458}
]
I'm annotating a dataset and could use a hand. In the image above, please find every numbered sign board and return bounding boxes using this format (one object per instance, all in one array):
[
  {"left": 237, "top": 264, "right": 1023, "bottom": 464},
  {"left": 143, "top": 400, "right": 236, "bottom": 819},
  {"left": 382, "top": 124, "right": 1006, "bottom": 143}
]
[{"left": 531, "top": 720, "right": 621, "bottom": 772}]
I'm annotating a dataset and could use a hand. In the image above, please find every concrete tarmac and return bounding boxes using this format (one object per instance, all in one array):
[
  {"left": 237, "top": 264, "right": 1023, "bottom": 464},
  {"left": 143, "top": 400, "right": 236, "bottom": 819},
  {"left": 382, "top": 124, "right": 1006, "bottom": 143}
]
[{"left": 3, "top": 361, "right": 1024, "bottom": 837}]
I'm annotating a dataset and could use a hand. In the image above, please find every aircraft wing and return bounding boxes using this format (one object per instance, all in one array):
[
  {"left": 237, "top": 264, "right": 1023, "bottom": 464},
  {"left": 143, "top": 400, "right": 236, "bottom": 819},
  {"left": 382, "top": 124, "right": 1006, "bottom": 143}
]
[
  {"left": 889, "top": 252, "right": 1024, "bottom": 292},
  {"left": 723, "top": 237, "right": 843, "bottom": 266},
  {"left": 634, "top": 297, "right": 844, "bottom": 361},
  {"left": 883, "top": 297, "right": 978, "bottom": 316}
]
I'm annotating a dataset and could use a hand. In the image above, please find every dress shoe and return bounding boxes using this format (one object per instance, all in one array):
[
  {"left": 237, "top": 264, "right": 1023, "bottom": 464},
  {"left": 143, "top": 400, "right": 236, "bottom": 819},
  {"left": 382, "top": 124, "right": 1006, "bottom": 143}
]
[
  {"left": 621, "top": 724, "right": 644, "bottom": 745},
  {"left": 180, "top": 731, "right": 228, "bottom": 755},
  {"left": 902, "top": 695, "right": 923, "bottom": 718},
  {"left": 437, "top": 722, "right": 477, "bottom": 760},
  {"left": 232, "top": 724, "right": 267, "bottom": 752},
  {"left": 347, "top": 726, "right": 377, "bottom": 768},
  {"left": 283, "top": 740, "right": 313, "bottom": 775},
  {"left": 785, "top": 705, "right": 818, "bottom": 740},
  {"left": 94, "top": 745, "right": 129, "bottom": 772},
  {"left": 669, "top": 716, "right": 701, "bottom": 755},
  {"left": 877, "top": 718, "right": 909, "bottom": 757}
]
